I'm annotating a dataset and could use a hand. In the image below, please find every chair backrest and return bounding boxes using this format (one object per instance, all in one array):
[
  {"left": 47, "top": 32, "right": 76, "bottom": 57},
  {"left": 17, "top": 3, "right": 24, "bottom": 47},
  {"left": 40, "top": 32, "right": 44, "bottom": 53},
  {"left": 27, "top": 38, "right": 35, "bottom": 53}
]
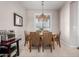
[
  {"left": 53, "top": 32, "right": 61, "bottom": 40},
  {"left": 36, "top": 30, "right": 41, "bottom": 35},
  {"left": 24, "top": 31, "right": 28, "bottom": 41},
  {"left": 52, "top": 33, "right": 57, "bottom": 39},
  {"left": 29, "top": 32, "right": 40, "bottom": 46},
  {"left": 42, "top": 32, "right": 52, "bottom": 46},
  {"left": 43, "top": 30, "right": 49, "bottom": 33},
  {"left": 56, "top": 32, "right": 61, "bottom": 40}
]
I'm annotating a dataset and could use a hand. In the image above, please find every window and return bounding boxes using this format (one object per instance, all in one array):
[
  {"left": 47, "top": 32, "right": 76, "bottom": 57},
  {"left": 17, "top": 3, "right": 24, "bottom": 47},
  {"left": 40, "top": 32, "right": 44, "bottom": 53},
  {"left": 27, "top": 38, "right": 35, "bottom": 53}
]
[{"left": 34, "top": 13, "right": 51, "bottom": 31}]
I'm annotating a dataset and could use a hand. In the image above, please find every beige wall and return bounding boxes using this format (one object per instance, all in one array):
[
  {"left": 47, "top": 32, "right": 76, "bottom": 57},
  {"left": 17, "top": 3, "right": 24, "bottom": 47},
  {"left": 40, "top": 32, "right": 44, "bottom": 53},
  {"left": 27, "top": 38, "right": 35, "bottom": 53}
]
[
  {"left": 25, "top": 9, "right": 60, "bottom": 33},
  {"left": 0, "top": 1, "right": 27, "bottom": 51}
]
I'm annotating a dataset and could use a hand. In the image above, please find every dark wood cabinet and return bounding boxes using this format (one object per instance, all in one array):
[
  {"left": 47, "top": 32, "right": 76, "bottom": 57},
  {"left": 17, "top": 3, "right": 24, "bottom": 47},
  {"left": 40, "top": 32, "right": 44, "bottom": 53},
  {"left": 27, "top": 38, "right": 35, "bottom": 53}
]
[{"left": 0, "top": 38, "right": 21, "bottom": 57}]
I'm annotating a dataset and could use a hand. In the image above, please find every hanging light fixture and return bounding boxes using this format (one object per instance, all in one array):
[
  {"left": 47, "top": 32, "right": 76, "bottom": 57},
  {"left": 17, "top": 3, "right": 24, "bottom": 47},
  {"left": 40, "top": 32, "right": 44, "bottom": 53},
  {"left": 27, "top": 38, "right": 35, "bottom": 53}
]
[{"left": 36, "top": 1, "right": 49, "bottom": 21}]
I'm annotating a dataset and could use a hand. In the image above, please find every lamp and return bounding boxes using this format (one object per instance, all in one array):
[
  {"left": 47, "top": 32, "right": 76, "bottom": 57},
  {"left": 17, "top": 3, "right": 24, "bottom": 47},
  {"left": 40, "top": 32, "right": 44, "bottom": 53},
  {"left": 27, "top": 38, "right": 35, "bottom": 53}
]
[{"left": 36, "top": 1, "right": 49, "bottom": 21}]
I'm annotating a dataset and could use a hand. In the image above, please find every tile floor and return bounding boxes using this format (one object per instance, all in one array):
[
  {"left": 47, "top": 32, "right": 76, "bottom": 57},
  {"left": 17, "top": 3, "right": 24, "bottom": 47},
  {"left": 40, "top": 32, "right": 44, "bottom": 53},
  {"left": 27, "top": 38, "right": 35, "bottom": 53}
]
[{"left": 19, "top": 42, "right": 79, "bottom": 57}]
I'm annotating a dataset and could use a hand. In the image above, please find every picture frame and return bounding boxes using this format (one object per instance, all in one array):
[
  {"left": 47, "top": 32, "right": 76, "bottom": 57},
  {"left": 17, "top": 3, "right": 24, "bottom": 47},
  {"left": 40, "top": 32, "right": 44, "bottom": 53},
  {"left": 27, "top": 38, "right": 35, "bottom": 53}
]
[{"left": 14, "top": 13, "right": 23, "bottom": 26}]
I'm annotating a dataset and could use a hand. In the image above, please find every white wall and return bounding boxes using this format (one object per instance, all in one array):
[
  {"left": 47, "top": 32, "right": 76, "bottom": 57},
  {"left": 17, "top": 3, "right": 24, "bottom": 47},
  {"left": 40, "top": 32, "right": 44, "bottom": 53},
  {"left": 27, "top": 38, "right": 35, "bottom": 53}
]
[
  {"left": 77, "top": 2, "right": 79, "bottom": 47},
  {"left": 70, "top": 1, "right": 78, "bottom": 47},
  {"left": 60, "top": 2, "right": 70, "bottom": 46},
  {"left": 0, "top": 2, "right": 27, "bottom": 51},
  {"left": 60, "top": 1, "right": 79, "bottom": 47},
  {"left": 25, "top": 9, "right": 59, "bottom": 33}
]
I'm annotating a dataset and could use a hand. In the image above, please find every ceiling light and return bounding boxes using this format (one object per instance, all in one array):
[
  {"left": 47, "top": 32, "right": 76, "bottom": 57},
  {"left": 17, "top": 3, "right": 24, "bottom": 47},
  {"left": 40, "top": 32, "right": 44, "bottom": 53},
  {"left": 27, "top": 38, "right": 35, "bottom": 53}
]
[{"left": 36, "top": 1, "right": 49, "bottom": 21}]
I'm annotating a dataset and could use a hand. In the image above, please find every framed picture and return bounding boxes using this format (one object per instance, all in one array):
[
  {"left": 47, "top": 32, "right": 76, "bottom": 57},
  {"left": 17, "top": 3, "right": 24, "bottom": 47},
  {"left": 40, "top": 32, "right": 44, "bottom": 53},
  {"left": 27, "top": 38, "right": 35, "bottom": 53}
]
[{"left": 14, "top": 13, "right": 23, "bottom": 26}]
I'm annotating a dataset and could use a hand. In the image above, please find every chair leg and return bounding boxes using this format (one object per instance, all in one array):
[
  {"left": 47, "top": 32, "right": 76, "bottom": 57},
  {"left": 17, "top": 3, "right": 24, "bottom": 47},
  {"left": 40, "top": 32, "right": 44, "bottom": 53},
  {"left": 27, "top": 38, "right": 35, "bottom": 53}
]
[
  {"left": 50, "top": 46, "right": 52, "bottom": 52},
  {"left": 24, "top": 40, "right": 27, "bottom": 46},
  {"left": 42, "top": 46, "right": 44, "bottom": 52},
  {"left": 56, "top": 40, "right": 59, "bottom": 46},
  {"left": 29, "top": 45, "right": 31, "bottom": 52},
  {"left": 53, "top": 41, "right": 55, "bottom": 49},
  {"left": 38, "top": 46, "right": 40, "bottom": 52},
  {"left": 29, "top": 48, "right": 31, "bottom": 52},
  {"left": 58, "top": 40, "right": 61, "bottom": 47},
  {"left": 42, "top": 47, "right": 44, "bottom": 52}
]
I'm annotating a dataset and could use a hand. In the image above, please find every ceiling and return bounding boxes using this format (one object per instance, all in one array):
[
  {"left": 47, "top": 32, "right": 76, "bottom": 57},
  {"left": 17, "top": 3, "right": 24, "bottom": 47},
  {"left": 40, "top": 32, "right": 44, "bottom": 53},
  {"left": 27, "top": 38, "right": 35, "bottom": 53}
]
[{"left": 20, "top": 1, "right": 67, "bottom": 10}]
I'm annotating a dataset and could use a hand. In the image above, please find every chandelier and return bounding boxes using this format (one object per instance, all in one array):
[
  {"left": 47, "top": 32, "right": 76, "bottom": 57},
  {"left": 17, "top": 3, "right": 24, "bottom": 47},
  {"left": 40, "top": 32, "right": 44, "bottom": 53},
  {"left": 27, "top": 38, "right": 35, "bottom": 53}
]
[{"left": 36, "top": 1, "right": 49, "bottom": 21}]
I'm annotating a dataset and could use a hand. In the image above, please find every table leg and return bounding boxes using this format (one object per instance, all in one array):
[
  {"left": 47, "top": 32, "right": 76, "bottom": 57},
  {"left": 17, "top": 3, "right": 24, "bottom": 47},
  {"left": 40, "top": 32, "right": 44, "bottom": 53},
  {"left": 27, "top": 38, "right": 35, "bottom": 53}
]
[
  {"left": 8, "top": 45, "right": 11, "bottom": 57},
  {"left": 16, "top": 41, "right": 19, "bottom": 56}
]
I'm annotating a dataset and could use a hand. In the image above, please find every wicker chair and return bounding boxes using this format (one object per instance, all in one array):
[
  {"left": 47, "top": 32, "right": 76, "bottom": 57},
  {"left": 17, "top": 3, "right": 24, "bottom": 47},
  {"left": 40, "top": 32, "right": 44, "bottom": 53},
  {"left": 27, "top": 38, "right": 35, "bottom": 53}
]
[
  {"left": 29, "top": 32, "right": 41, "bottom": 52},
  {"left": 53, "top": 32, "right": 61, "bottom": 47},
  {"left": 43, "top": 30, "right": 49, "bottom": 33},
  {"left": 42, "top": 32, "right": 54, "bottom": 52}
]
